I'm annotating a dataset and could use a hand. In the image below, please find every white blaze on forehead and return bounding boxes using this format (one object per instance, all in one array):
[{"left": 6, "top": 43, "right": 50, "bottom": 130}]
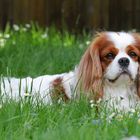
[{"left": 107, "top": 32, "right": 135, "bottom": 50}]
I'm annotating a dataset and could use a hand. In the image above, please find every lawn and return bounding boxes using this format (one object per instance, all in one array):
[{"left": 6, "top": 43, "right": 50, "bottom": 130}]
[{"left": 0, "top": 24, "right": 140, "bottom": 140}]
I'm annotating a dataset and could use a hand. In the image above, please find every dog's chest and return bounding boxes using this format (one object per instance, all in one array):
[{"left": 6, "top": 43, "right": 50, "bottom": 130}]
[{"left": 103, "top": 82, "right": 139, "bottom": 110}]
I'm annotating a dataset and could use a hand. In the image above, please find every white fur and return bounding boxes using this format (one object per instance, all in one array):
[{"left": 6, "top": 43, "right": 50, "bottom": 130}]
[
  {"left": 62, "top": 71, "right": 77, "bottom": 99},
  {"left": 1, "top": 71, "right": 76, "bottom": 104},
  {"left": 107, "top": 32, "right": 135, "bottom": 50},
  {"left": 1, "top": 74, "right": 64, "bottom": 103},
  {"left": 103, "top": 78, "right": 139, "bottom": 110}
]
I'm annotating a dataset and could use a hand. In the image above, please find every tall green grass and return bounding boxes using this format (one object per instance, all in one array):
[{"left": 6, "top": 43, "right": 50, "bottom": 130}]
[
  {"left": 0, "top": 24, "right": 89, "bottom": 77},
  {"left": 0, "top": 25, "right": 140, "bottom": 140}
]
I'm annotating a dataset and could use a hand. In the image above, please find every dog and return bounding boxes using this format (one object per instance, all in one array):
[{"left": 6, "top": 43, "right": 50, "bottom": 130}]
[{"left": 1, "top": 32, "right": 140, "bottom": 110}]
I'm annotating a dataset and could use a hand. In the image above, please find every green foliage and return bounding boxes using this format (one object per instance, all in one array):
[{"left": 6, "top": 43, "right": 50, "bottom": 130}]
[
  {"left": 0, "top": 24, "right": 89, "bottom": 77},
  {"left": 0, "top": 25, "right": 140, "bottom": 140}
]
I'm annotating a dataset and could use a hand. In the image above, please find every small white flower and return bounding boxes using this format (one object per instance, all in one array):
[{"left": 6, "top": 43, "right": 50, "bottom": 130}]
[
  {"left": 4, "top": 34, "right": 10, "bottom": 39},
  {"left": 24, "top": 93, "right": 31, "bottom": 97},
  {"left": 25, "top": 24, "right": 31, "bottom": 28},
  {"left": 90, "top": 100, "right": 94, "bottom": 104},
  {"left": 41, "top": 33, "right": 48, "bottom": 39},
  {"left": 0, "top": 38, "right": 6, "bottom": 47},
  {"left": 90, "top": 103, "right": 94, "bottom": 108},
  {"left": 86, "top": 41, "right": 90, "bottom": 45},
  {"left": 108, "top": 112, "right": 116, "bottom": 119},
  {"left": 13, "top": 24, "right": 20, "bottom": 31},
  {"left": 22, "top": 27, "right": 27, "bottom": 32}
]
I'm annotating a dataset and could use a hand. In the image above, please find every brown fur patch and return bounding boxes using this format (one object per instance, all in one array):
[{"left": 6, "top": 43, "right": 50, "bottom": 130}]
[
  {"left": 126, "top": 45, "right": 140, "bottom": 62},
  {"left": 100, "top": 45, "right": 119, "bottom": 71},
  {"left": 51, "top": 77, "right": 69, "bottom": 102}
]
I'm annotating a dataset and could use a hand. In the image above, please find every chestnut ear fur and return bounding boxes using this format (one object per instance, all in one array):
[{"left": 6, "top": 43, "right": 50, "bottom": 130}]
[
  {"left": 133, "top": 33, "right": 140, "bottom": 98},
  {"left": 137, "top": 67, "right": 140, "bottom": 98},
  {"left": 78, "top": 34, "right": 103, "bottom": 100}
]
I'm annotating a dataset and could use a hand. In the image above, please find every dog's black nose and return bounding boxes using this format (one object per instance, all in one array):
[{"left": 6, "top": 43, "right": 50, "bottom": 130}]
[{"left": 118, "top": 57, "right": 130, "bottom": 67}]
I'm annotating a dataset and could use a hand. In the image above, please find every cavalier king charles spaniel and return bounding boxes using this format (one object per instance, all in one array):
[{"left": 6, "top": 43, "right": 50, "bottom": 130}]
[{"left": 2, "top": 32, "right": 140, "bottom": 110}]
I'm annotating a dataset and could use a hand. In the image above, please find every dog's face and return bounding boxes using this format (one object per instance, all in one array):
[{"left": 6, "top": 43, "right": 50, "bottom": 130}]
[
  {"left": 100, "top": 32, "right": 140, "bottom": 83},
  {"left": 79, "top": 32, "right": 140, "bottom": 98}
]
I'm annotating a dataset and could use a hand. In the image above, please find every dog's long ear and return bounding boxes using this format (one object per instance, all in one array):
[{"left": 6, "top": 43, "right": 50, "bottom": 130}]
[
  {"left": 137, "top": 67, "right": 140, "bottom": 98},
  {"left": 78, "top": 34, "right": 104, "bottom": 99},
  {"left": 133, "top": 33, "right": 140, "bottom": 98}
]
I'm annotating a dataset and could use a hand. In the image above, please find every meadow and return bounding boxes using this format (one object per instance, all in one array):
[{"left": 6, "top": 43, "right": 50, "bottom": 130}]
[{"left": 0, "top": 24, "right": 140, "bottom": 140}]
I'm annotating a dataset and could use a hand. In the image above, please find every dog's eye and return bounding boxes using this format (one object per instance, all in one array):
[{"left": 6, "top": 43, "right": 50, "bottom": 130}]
[
  {"left": 128, "top": 51, "right": 137, "bottom": 58},
  {"left": 105, "top": 53, "right": 115, "bottom": 60}
]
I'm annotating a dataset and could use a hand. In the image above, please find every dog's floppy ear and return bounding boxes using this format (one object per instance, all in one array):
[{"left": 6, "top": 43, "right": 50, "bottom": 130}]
[
  {"left": 78, "top": 33, "right": 104, "bottom": 99},
  {"left": 137, "top": 67, "right": 140, "bottom": 98},
  {"left": 133, "top": 33, "right": 140, "bottom": 98},
  {"left": 132, "top": 33, "right": 140, "bottom": 97}
]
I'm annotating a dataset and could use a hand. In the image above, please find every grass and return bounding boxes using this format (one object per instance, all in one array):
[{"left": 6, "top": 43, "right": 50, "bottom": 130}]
[{"left": 0, "top": 24, "right": 140, "bottom": 140}]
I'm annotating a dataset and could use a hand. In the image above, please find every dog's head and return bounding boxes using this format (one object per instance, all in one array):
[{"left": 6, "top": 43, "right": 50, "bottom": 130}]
[{"left": 79, "top": 32, "right": 140, "bottom": 99}]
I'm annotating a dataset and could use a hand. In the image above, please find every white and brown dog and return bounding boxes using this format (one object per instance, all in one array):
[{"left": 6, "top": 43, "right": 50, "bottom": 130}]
[{"left": 2, "top": 32, "right": 140, "bottom": 110}]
